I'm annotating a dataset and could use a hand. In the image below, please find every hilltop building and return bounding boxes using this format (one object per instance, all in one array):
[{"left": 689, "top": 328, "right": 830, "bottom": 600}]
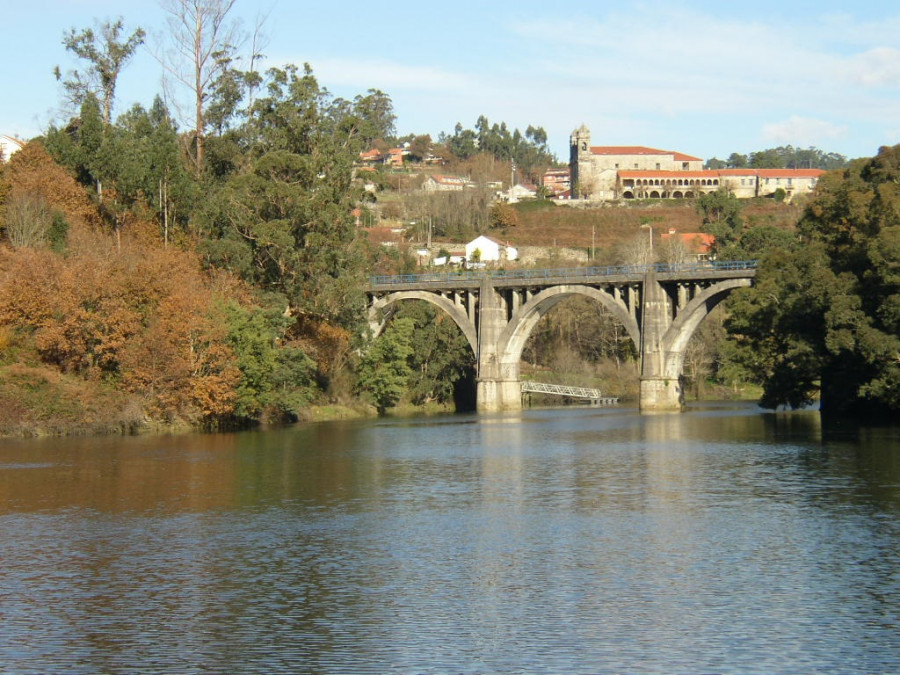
[
  {"left": 569, "top": 125, "right": 824, "bottom": 202},
  {"left": 0, "top": 135, "right": 24, "bottom": 162}
]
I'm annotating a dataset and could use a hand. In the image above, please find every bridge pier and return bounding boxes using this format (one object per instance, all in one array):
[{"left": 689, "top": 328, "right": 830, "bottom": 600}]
[
  {"left": 639, "top": 268, "right": 683, "bottom": 412},
  {"left": 476, "top": 276, "right": 523, "bottom": 412},
  {"left": 639, "top": 377, "right": 685, "bottom": 412},
  {"left": 476, "top": 378, "right": 523, "bottom": 412}
]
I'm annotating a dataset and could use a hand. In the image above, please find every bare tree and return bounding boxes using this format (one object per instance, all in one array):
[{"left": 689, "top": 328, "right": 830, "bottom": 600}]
[
  {"left": 4, "top": 192, "right": 52, "bottom": 249},
  {"left": 155, "top": 0, "right": 242, "bottom": 174},
  {"left": 618, "top": 231, "right": 654, "bottom": 266},
  {"left": 55, "top": 19, "right": 146, "bottom": 124},
  {"left": 658, "top": 235, "right": 688, "bottom": 265}
]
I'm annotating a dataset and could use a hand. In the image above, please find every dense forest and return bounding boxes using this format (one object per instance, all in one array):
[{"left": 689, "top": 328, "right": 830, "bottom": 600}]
[{"left": 0, "top": 5, "right": 896, "bottom": 436}]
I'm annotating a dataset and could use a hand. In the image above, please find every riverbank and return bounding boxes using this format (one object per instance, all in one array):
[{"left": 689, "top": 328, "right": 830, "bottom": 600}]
[{"left": 0, "top": 360, "right": 766, "bottom": 439}]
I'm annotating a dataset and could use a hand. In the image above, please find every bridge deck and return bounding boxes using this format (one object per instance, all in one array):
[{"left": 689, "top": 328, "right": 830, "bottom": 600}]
[{"left": 369, "top": 261, "right": 757, "bottom": 292}]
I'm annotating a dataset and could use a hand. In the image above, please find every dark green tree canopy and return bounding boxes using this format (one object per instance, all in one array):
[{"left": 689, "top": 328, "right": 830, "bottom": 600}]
[{"left": 725, "top": 144, "right": 900, "bottom": 418}]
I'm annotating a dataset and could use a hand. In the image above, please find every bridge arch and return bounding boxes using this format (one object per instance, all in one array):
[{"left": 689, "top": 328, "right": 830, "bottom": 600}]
[
  {"left": 496, "top": 284, "right": 641, "bottom": 368},
  {"left": 369, "top": 291, "right": 478, "bottom": 357},
  {"left": 662, "top": 278, "right": 751, "bottom": 376}
]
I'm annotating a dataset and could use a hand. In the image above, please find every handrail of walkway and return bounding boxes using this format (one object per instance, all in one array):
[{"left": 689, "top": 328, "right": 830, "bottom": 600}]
[{"left": 369, "top": 260, "right": 758, "bottom": 287}]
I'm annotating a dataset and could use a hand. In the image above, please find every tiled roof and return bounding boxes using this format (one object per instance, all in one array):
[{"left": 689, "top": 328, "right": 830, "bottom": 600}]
[
  {"left": 590, "top": 146, "right": 702, "bottom": 162},
  {"left": 753, "top": 169, "right": 826, "bottom": 178},
  {"left": 660, "top": 231, "right": 715, "bottom": 253},
  {"left": 620, "top": 168, "right": 826, "bottom": 179},
  {"left": 618, "top": 170, "right": 717, "bottom": 179},
  {"left": 672, "top": 152, "right": 703, "bottom": 162},
  {"left": 429, "top": 174, "right": 469, "bottom": 184}
]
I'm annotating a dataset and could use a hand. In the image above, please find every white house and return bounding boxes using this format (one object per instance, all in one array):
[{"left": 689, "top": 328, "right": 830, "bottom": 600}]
[
  {"left": 465, "top": 235, "right": 518, "bottom": 263},
  {"left": 503, "top": 183, "right": 537, "bottom": 203},
  {"left": 0, "top": 135, "right": 24, "bottom": 162},
  {"left": 421, "top": 174, "right": 475, "bottom": 192}
]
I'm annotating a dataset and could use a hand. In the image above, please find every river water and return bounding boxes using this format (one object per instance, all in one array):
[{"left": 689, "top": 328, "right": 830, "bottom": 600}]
[{"left": 1, "top": 402, "right": 898, "bottom": 674}]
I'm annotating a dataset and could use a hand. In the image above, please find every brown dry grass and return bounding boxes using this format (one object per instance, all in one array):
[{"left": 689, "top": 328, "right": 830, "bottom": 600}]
[{"left": 503, "top": 199, "right": 804, "bottom": 253}]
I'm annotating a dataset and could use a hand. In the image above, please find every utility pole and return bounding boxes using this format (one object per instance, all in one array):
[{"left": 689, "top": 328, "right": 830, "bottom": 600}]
[{"left": 641, "top": 223, "right": 654, "bottom": 263}]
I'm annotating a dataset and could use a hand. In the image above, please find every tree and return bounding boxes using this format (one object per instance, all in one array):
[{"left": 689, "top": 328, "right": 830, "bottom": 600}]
[
  {"left": 725, "top": 144, "right": 900, "bottom": 418},
  {"left": 3, "top": 192, "right": 53, "bottom": 249},
  {"left": 197, "top": 64, "right": 368, "bottom": 328},
  {"left": 727, "top": 152, "right": 748, "bottom": 168},
  {"left": 490, "top": 202, "right": 520, "bottom": 229},
  {"left": 351, "top": 89, "right": 396, "bottom": 145},
  {"left": 55, "top": 19, "right": 146, "bottom": 124},
  {"left": 392, "top": 302, "right": 474, "bottom": 406},
  {"left": 355, "top": 317, "right": 415, "bottom": 414},
  {"left": 156, "top": 0, "right": 243, "bottom": 175},
  {"left": 697, "top": 188, "right": 744, "bottom": 258},
  {"left": 224, "top": 301, "right": 316, "bottom": 420}
]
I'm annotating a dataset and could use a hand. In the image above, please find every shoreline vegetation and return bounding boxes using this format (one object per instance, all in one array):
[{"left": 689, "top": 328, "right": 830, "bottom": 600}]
[{"left": 1, "top": 8, "right": 897, "bottom": 435}]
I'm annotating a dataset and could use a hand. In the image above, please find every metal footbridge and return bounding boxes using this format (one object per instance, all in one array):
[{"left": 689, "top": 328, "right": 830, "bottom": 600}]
[{"left": 521, "top": 381, "right": 619, "bottom": 406}]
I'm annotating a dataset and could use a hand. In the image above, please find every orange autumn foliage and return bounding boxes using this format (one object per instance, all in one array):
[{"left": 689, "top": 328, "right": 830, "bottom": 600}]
[
  {"left": 0, "top": 230, "right": 242, "bottom": 425},
  {"left": 0, "top": 141, "right": 102, "bottom": 236}
]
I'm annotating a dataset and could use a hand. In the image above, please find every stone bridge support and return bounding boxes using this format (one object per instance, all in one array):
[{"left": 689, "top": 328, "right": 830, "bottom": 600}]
[
  {"left": 639, "top": 269, "right": 752, "bottom": 411},
  {"left": 475, "top": 278, "right": 522, "bottom": 412}
]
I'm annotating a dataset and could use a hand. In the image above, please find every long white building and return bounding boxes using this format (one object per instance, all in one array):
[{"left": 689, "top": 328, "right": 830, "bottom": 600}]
[{"left": 570, "top": 125, "right": 824, "bottom": 201}]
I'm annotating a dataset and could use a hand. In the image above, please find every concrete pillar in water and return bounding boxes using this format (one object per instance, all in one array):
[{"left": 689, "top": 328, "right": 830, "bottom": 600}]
[
  {"left": 639, "top": 268, "right": 684, "bottom": 411},
  {"left": 476, "top": 276, "right": 522, "bottom": 412}
]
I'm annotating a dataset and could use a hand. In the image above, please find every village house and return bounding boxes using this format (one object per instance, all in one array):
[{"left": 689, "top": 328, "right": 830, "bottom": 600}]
[
  {"left": 0, "top": 135, "right": 24, "bottom": 162},
  {"left": 421, "top": 174, "right": 476, "bottom": 192},
  {"left": 502, "top": 183, "right": 537, "bottom": 202},
  {"left": 465, "top": 235, "right": 518, "bottom": 264},
  {"left": 358, "top": 145, "right": 408, "bottom": 167},
  {"left": 570, "top": 125, "right": 825, "bottom": 201},
  {"left": 659, "top": 228, "right": 715, "bottom": 262},
  {"left": 542, "top": 167, "right": 570, "bottom": 196}
]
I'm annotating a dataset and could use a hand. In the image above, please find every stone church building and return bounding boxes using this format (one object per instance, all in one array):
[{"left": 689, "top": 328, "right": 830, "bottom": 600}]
[{"left": 569, "top": 125, "right": 824, "bottom": 202}]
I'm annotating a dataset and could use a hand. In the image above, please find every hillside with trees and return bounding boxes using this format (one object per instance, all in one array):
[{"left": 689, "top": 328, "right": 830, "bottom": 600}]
[{"left": 0, "top": 4, "right": 894, "bottom": 434}]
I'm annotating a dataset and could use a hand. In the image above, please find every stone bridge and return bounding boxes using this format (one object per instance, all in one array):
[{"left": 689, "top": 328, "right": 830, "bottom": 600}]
[{"left": 367, "top": 261, "right": 757, "bottom": 413}]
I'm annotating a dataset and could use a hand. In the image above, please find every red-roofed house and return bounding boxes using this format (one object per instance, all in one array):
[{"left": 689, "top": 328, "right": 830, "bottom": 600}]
[
  {"left": 542, "top": 167, "right": 571, "bottom": 195},
  {"left": 660, "top": 228, "right": 715, "bottom": 262}
]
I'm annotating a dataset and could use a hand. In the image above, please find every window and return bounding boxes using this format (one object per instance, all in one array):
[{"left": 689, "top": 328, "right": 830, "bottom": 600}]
[
  {"left": 682, "top": 162, "right": 689, "bottom": 170},
  {"left": 655, "top": 162, "right": 661, "bottom": 170},
  {"left": 634, "top": 163, "right": 638, "bottom": 169}
]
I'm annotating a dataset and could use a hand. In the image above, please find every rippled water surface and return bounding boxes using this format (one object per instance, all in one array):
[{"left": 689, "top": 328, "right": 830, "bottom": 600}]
[{"left": 1, "top": 403, "right": 899, "bottom": 674}]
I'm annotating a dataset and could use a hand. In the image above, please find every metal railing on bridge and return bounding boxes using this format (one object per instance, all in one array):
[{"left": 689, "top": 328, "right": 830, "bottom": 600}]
[
  {"left": 369, "top": 260, "right": 757, "bottom": 288},
  {"left": 521, "top": 381, "right": 619, "bottom": 406}
]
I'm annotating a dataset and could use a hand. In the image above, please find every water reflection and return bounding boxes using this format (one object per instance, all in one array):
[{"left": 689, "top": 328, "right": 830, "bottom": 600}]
[{"left": 1, "top": 404, "right": 899, "bottom": 674}]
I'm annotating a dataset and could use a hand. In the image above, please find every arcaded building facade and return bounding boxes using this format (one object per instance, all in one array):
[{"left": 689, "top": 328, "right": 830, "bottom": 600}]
[{"left": 570, "top": 125, "right": 824, "bottom": 201}]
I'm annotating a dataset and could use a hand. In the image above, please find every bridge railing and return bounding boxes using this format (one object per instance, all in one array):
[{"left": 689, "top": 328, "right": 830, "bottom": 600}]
[{"left": 369, "top": 260, "right": 758, "bottom": 287}]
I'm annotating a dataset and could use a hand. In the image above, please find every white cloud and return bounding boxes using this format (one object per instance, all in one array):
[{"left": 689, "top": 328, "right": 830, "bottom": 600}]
[
  {"left": 290, "top": 57, "right": 475, "bottom": 93},
  {"left": 761, "top": 116, "right": 848, "bottom": 146},
  {"left": 839, "top": 47, "right": 900, "bottom": 88}
]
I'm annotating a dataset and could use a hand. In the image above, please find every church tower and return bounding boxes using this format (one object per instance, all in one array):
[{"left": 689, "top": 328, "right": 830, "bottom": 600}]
[{"left": 569, "top": 125, "right": 591, "bottom": 199}]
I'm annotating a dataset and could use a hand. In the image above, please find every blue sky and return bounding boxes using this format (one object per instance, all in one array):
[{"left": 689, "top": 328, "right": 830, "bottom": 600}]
[{"left": 4, "top": 0, "right": 900, "bottom": 162}]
